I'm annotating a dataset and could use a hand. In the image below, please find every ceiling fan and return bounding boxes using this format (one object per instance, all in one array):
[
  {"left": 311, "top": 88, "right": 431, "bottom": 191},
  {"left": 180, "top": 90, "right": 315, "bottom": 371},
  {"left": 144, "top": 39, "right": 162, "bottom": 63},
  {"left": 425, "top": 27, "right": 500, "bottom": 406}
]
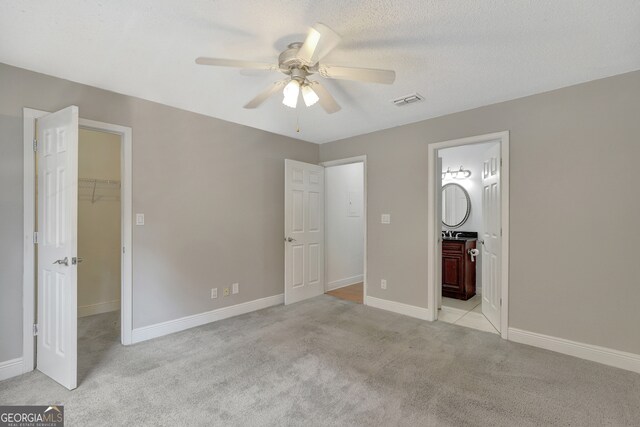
[{"left": 195, "top": 23, "right": 396, "bottom": 114}]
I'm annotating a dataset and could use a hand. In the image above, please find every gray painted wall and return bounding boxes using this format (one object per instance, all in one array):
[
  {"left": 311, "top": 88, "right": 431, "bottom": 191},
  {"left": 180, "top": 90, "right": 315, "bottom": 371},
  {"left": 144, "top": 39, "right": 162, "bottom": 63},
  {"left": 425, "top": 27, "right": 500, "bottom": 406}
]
[
  {"left": 0, "top": 102, "right": 24, "bottom": 362},
  {"left": 2, "top": 62, "right": 639, "bottom": 364},
  {"left": 320, "top": 70, "right": 640, "bottom": 355},
  {"left": 0, "top": 63, "right": 318, "bottom": 361}
]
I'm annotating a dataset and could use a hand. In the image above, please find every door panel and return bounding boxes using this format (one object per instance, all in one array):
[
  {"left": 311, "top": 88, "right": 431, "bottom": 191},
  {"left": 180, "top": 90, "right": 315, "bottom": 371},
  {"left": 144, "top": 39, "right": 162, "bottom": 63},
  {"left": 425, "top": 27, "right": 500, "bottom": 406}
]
[
  {"left": 292, "top": 245, "right": 304, "bottom": 287},
  {"left": 292, "top": 190, "right": 304, "bottom": 232},
  {"left": 37, "top": 106, "right": 79, "bottom": 390},
  {"left": 442, "top": 254, "right": 463, "bottom": 291},
  {"left": 308, "top": 191, "right": 320, "bottom": 231},
  {"left": 481, "top": 144, "right": 501, "bottom": 332},
  {"left": 284, "top": 160, "right": 325, "bottom": 304}
]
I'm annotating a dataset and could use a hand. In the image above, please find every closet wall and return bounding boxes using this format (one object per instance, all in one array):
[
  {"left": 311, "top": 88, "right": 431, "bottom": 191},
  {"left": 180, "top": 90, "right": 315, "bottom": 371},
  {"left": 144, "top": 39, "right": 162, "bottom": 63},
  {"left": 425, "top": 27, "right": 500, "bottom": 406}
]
[{"left": 78, "top": 128, "right": 121, "bottom": 317}]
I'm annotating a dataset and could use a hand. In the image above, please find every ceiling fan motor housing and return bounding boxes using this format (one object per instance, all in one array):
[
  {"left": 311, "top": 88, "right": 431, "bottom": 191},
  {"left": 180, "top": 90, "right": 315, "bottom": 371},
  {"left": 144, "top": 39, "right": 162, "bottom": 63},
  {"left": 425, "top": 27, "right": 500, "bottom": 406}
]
[{"left": 279, "top": 42, "right": 313, "bottom": 82}]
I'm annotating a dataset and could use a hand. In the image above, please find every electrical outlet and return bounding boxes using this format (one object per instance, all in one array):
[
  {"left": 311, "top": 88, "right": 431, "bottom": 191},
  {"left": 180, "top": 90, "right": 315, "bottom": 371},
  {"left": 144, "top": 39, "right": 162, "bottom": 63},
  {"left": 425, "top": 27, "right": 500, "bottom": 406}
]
[
  {"left": 381, "top": 214, "right": 391, "bottom": 224},
  {"left": 211, "top": 288, "right": 218, "bottom": 299},
  {"left": 381, "top": 279, "right": 387, "bottom": 290},
  {"left": 223, "top": 287, "right": 230, "bottom": 297},
  {"left": 232, "top": 283, "right": 239, "bottom": 294}
]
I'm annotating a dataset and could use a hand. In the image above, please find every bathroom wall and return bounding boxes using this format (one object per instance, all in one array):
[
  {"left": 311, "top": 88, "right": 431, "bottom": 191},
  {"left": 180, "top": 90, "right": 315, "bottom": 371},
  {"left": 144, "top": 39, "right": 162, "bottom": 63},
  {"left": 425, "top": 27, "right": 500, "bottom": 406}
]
[
  {"left": 439, "top": 142, "right": 499, "bottom": 292},
  {"left": 77, "top": 128, "right": 121, "bottom": 317},
  {"left": 325, "top": 163, "right": 364, "bottom": 289}
]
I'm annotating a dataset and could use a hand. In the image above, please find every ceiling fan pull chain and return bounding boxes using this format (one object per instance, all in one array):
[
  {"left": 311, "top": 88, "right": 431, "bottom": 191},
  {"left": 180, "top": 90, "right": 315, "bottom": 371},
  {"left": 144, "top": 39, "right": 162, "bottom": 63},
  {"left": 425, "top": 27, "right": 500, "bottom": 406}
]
[{"left": 296, "top": 113, "right": 300, "bottom": 133}]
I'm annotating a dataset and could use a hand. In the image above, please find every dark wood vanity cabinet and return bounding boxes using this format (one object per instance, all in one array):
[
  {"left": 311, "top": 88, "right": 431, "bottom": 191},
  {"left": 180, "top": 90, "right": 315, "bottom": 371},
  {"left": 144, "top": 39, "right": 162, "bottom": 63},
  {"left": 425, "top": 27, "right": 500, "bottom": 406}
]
[{"left": 442, "top": 239, "right": 477, "bottom": 300}]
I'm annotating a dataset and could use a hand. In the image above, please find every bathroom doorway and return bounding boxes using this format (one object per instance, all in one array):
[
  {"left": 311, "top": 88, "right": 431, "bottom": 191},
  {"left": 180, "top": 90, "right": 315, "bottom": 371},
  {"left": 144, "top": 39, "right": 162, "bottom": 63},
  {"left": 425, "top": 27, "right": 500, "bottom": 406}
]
[{"left": 427, "top": 132, "right": 510, "bottom": 338}]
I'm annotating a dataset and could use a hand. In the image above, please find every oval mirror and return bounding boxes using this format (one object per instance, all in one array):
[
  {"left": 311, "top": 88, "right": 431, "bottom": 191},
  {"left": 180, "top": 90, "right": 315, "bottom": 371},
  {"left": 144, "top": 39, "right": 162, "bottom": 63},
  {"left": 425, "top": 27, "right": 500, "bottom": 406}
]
[{"left": 442, "top": 183, "right": 471, "bottom": 228}]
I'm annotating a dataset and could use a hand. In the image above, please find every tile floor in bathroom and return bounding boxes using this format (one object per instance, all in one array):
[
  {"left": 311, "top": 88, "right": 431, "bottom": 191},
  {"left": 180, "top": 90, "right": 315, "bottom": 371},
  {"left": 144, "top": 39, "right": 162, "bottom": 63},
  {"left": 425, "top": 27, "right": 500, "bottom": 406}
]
[{"left": 438, "top": 294, "right": 499, "bottom": 334}]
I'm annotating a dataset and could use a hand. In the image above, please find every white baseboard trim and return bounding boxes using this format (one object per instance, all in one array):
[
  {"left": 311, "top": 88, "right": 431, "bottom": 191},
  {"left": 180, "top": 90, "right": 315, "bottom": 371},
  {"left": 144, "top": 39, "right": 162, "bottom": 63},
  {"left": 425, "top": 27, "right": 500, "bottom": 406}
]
[
  {"left": 508, "top": 328, "right": 640, "bottom": 374},
  {"left": 0, "top": 358, "right": 23, "bottom": 381},
  {"left": 326, "top": 275, "right": 364, "bottom": 291},
  {"left": 365, "top": 296, "right": 434, "bottom": 321},
  {"left": 78, "top": 300, "right": 120, "bottom": 317},
  {"left": 131, "top": 294, "right": 284, "bottom": 344}
]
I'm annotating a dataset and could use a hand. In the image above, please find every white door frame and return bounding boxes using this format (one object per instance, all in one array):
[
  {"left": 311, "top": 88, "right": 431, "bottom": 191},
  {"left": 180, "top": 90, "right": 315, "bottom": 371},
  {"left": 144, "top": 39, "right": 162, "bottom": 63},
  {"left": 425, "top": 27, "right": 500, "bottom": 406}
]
[
  {"left": 22, "top": 108, "right": 133, "bottom": 374},
  {"left": 320, "top": 155, "right": 367, "bottom": 302},
  {"left": 427, "top": 131, "right": 510, "bottom": 338}
]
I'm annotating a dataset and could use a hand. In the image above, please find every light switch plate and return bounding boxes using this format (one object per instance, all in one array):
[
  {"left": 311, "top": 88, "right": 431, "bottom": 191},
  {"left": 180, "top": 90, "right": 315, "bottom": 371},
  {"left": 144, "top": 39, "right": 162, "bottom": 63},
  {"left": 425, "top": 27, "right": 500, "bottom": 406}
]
[
  {"left": 136, "top": 213, "right": 145, "bottom": 226},
  {"left": 232, "top": 283, "right": 239, "bottom": 294},
  {"left": 381, "top": 279, "right": 387, "bottom": 290},
  {"left": 381, "top": 214, "right": 391, "bottom": 224},
  {"left": 211, "top": 288, "right": 217, "bottom": 299}
]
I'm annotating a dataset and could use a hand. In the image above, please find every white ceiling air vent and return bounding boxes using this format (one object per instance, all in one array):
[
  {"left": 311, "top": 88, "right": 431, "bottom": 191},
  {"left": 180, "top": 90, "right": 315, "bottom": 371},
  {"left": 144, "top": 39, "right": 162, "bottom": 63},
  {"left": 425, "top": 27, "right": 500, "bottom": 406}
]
[{"left": 392, "top": 93, "right": 424, "bottom": 106}]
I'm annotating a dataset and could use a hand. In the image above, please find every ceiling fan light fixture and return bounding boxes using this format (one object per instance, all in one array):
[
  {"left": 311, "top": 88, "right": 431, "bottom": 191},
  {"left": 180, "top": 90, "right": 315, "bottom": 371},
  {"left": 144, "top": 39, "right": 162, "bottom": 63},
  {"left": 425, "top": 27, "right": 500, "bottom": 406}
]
[
  {"left": 282, "top": 80, "right": 300, "bottom": 108},
  {"left": 301, "top": 84, "right": 319, "bottom": 107},
  {"left": 196, "top": 22, "right": 395, "bottom": 114}
]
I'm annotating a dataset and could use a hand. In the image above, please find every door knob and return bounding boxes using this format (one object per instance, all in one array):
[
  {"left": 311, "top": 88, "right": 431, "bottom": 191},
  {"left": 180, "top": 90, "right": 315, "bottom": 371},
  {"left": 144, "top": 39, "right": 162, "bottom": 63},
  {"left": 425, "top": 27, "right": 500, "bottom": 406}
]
[
  {"left": 72, "top": 257, "right": 84, "bottom": 265},
  {"left": 53, "top": 257, "right": 69, "bottom": 266},
  {"left": 285, "top": 237, "right": 297, "bottom": 242}
]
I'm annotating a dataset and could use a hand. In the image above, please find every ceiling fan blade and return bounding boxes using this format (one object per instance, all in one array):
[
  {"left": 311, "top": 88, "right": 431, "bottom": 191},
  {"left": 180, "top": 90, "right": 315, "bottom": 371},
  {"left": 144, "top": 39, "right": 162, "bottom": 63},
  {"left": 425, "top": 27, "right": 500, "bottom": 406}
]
[
  {"left": 196, "top": 57, "right": 277, "bottom": 70},
  {"left": 308, "top": 81, "right": 341, "bottom": 114},
  {"left": 243, "top": 80, "right": 288, "bottom": 109},
  {"left": 318, "top": 65, "right": 396, "bottom": 84},
  {"left": 296, "top": 23, "right": 341, "bottom": 66},
  {"left": 239, "top": 69, "right": 274, "bottom": 77}
]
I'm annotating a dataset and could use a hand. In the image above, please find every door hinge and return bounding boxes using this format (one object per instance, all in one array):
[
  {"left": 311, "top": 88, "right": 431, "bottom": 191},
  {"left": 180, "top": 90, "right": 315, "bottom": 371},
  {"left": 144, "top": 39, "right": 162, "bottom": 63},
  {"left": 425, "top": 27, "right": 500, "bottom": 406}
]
[
  {"left": 33, "top": 324, "right": 38, "bottom": 336},
  {"left": 33, "top": 138, "right": 38, "bottom": 152},
  {"left": 33, "top": 231, "right": 39, "bottom": 244}
]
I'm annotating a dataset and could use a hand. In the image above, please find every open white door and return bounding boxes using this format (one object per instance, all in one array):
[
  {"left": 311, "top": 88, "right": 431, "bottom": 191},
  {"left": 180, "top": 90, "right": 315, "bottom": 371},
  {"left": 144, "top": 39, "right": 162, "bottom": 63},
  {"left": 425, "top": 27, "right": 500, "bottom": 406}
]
[
  {"left": 36, "top": 106, "right": 79, "bottom": 390},
  {"left": 284, "top": 159, "right": 325, "bottom": 304},
  {"left": 436, "top": 156, "right": 443, "bottom": 310},
  {"left": 481, "top": 144, "right": 501, "bottom": 332}
]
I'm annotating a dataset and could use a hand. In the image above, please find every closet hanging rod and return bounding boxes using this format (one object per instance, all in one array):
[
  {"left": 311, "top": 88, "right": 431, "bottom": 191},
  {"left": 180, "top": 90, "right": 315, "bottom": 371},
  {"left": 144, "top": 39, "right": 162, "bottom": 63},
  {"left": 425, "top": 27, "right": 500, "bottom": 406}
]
[{"left": 78, "top": 177, "right": 121, "bottom": 185}]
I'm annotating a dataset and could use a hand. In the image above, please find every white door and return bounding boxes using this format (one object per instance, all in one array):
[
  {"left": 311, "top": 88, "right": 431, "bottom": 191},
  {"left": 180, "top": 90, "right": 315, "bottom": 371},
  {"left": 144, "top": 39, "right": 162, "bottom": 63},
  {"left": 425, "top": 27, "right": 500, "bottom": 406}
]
[
  {"left": 481, "top": 144, "right": 501, "bottom": 332},
  {"left": 37, "top": 106, "right": 79, "bottom": 390},
  {"left": 436, "top": 156, "right": 443, "bottom": 310},
  {"left": 284, "top": 159, "right": 325, "bottom": 304}
]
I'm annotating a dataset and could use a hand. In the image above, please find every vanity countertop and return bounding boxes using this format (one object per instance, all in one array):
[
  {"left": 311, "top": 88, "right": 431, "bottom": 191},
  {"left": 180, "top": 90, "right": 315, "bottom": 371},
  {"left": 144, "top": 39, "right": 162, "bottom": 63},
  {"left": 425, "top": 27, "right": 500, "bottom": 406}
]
[
  {"left": 443, "top": 237, "right": 477, "bottom": 241},
  {"left": 442, "top": 231, "right": 478, "bottom": 241}
]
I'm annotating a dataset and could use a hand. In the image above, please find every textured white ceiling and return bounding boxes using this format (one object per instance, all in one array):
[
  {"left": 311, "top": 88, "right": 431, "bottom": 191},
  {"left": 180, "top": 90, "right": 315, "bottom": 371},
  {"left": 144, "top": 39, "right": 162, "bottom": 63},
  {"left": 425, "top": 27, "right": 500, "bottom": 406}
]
[{"left": 1, "top": 0, "right": 639, "bottom": 143}]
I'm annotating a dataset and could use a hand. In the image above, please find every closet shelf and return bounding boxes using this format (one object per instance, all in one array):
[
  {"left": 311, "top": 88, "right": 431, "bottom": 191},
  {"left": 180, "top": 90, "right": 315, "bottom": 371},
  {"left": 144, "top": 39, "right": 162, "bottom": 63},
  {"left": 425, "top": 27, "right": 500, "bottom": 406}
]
[{"left": 78, "top": 177, "right": 120, "bottom": 203}]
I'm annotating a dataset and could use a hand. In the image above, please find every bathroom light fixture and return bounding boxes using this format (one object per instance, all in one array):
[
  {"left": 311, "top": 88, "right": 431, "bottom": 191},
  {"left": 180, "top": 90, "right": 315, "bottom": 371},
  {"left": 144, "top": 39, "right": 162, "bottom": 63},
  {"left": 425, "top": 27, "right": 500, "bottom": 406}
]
[{"left": 442, "top": 166, "right": 472, "bottom": 180}]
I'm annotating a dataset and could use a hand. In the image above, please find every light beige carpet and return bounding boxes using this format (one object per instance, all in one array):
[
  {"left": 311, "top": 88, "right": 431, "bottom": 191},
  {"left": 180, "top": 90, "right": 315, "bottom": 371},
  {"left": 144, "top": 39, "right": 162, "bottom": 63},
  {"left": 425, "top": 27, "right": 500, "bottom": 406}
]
[{"left": 1, "top": 295, "right": 639, "bottom": 426}]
